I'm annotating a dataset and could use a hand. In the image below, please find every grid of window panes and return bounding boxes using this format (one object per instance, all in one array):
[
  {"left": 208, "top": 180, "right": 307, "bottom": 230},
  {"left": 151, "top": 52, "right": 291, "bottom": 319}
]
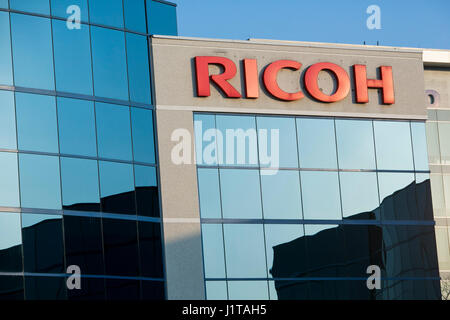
[
  {"left": 195, "top": 113, "right": 441, "bottom": 300},
  {"left": 0, "top": 0, "right": 177, "bottom": 300},
  {"left": 426, "top": 108, "right": 450, "bottom": 289}
]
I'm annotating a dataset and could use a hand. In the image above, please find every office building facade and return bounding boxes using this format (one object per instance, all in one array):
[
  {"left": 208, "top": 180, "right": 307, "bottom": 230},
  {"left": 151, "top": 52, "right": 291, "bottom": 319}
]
[{"left": 0, "top": 1, "right": 449, "bottom": 300}]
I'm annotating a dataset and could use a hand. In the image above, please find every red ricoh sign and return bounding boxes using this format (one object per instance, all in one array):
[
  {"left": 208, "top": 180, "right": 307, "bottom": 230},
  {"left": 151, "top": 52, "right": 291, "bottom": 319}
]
[{"left": 194, "top": 56, "right": 395, "bottom": 104}]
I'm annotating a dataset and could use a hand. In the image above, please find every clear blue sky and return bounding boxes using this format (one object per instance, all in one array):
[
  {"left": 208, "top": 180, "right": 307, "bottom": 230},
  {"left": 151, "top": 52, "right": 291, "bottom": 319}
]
[{"left": 176, "top": 0, "right": 450, "bottom": 49}]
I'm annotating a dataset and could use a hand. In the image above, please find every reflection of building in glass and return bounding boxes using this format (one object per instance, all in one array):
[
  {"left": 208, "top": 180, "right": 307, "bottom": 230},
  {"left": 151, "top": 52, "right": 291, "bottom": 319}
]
[
  {"left": 271, "top": 180, "right": 440, "bottom": 300},
  {"left": 0, "top": 0, "right": 177, "bottom": 300}
]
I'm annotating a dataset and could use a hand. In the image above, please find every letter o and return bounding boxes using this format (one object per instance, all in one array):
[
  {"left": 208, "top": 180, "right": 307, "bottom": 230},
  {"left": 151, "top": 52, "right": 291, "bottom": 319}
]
[{"left": 304, "top": 62, "right": 350, "bottom": 102}]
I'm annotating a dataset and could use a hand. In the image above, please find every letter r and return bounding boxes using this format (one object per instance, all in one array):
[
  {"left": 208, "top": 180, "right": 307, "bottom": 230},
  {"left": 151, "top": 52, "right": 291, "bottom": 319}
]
[{"left": 195, "top": 56, "right": 241, "bottom": 98}]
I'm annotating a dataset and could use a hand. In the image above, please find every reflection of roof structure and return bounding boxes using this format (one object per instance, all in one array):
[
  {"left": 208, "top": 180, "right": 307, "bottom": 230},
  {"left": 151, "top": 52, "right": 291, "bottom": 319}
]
[{"left": 271, "top": 180, "right": 441, "bottom": 300}]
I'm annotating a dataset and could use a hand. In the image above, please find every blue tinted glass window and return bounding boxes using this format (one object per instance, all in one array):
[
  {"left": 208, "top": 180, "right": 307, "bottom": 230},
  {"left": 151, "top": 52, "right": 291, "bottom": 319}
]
[
  {"left": 57, "top": 97, "right": 97, "bottom": 157},
  {"left": 52, "top": 19, "right": 93, "bottom": 95},
  {"left": 0, "top": 12, "right": 13, "bottom": 86},
  {"left": 131, "top": 107, "right": 155, "bottom": 163},
  {"left": 91, "top": 27, "right": 128, "bottom": 100},
  {"left": 264, "top": 225, "right": 303, "bottom": 278},
  {"left": 124, "top": 0, "right": 146, "bottom": 33},
  {"left": 227, "top": 281, "right": 269, "bottom": 300},
  {"left": 220, "top": 169, "right": 262, "bottom": 219},
  {"left": 202, "top": 224, "right": 226, "bottom": 278},
  {"left": 147, "top": 0, "right": 177, "bottom": 35},
  {"left": 260, "top": 170, "right": 302, "bottom": 219},
  {"left": 373, "top": 121, "right": 414, "bottom": 170},
  {"left": 335, "top": 119, "right": 376, "bottom": 170},
  {"left": 24, "top": 276, "right": 67, "bottom": 300},
  {"left": 256, "top": 116, "right": 298, "bottom": 168},
  {"left": 61, "top": 157, "right": 100, "bottom": 211},
  {"left": 411, "top": 122, "right": 429, "bottom": 171},
  {"left": 297, "top": 118, "right": 337, "bottom": 169},
  {"left": 138, "top": 221, "right": 163, "bottom": 278},
  {"left": 0, "top": 0, "right": 7, "bottom": 8},
  {"left": 96, "top": 103, "right": 132, "bottom": 161},
  {"left": 19, "top": 154, "right": 61, "bottom": 209},
  {"left": 10, "top": 0, "right": 49, "bottom": 14},
  {"left": 134, "top": 165, "right": 159, "bottom": 217},
  {"left": 339, "top": 172, "right": 379, "bottom": 219},
  {"left": 301, "top": 171, "right": 342, "bottom": 220},
  {"left": 216, "top": 115, "right": 258, "bottom": 167},
  {"left": 88, "top": 0, "right": 123, "bottom": 28},
  {"left": 11, "top": 14, "right": 54, "bottom": 90},
  {"left": 0, "top": 91, "right": 17, "bottom": 149},
  {"left": 194, "top": 114, "right": 218, "bottom": 166},
  {"left": 223, "top": 224, "right": 267, "bottom": 278},
  {"left": 197, "top": 168, "right": 221, "bottom": 219},
  {"left": 0, "top": 152, "right": 20, "bottom": 207},
  {"left": 127, "top": 34, "right": 151, "bottom": 104},
  {"left": 205, "top": 281, "right": 227, "bottom": 300},
  {"left": 378, "top": 172, "right": 415, "bottom": 203},
  {"left": 51, "top": 0, "right": 88, "bottom": 21},
  {"left": 0, "top": 212, "right": 22, "bottom": 272},
  {"left": 99, "top": 161, "right": 135, "bottom": 214},
  {"left": 16, "top": 93, "right": 58, "bottom": 153},
  {"left": 21, "top": 213, "right": 64, "bottom": 273}
]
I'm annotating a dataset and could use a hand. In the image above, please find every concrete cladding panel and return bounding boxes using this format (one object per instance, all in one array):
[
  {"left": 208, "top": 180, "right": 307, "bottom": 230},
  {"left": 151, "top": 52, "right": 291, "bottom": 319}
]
[{"left": 151, "top": 37, "right": 426, "bottom": 120}]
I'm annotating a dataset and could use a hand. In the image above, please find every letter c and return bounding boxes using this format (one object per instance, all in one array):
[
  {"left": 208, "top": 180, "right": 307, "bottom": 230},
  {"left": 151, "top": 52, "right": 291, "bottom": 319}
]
[{"left": 263, "top": 60, "right": 304, "bottom": 101}]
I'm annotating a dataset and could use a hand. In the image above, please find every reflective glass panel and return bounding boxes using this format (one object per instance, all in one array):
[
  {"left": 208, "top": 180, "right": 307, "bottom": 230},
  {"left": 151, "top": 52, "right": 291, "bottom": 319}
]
[
  {"left": 297, "top": 118, "right": 337, "bottom": 169},
  {"left": 202, "top": 224, "right": 226, "bottom": 278},
  {"left": 265, "top": 225, "right": 304, "bottom": 278},
  {"left": 438, "top": 122, "right": 450, "bottom": 165},
  {"left": 0, "top": 0, "right": 7, "bottom": 8},
  {"left": 25, "top": 276, "right": 67, "bottom": 300},
  {"left": 435, "top": 227, "right": 450, "bottom": 271},
  {"left": 131, "top": 107, "right": 155, "bottom": 163},
  {"left": 91, "top": 27, "right": 128, "bottom": 100},
  {"left": 378, "top": 172, "right": 415, "bottom": 203},
  {"left": 138, "top": 221, "right": 163, "bottom": 278},
  {"left": 227, "top": 281, "right": 269, "bottom": 300},
  {"left": 442, "top": 175, "right": 450, "bottom": 218},
  {"left": 206, "top": 281, "right": 227, "bottom": 300},
  {"left": 0, "top": 152, "right": 20, "bottom": 207},
  {"left": 426, "top": 122, "right": 440, "bottom": 164},
  {"left": 64, "top": 215, "right": 104, "bottom": 274},
  {"left": 68, "top": 278, "right": 105, "bottom": 301},
  {"left": 304, "top": 224, "right": 340, "bottom": 277},
  {"left": 339, "top": 172, "right": 379, "bottom": 219},
  {"left": 197, "top": 168, "right": 221, "bottom": 219},
  {"left": 223, "top": 224, "right": 267, "bottom": 278},
  {"left": 124, "top": 0, "right": 146, "bottom": 33},
  {"left": 0, "top": 91, "right": 17, "bottom": 149},
  {"left": 411, "top": 122, "right": 429, "bottom": 171},
  {"left": 0, "top": 275, "right": 24, "bottom": 300},
  {"left": 256, "top": 116, "right": 298, "bottom": 168},
  {"left": 335, "top": 119, "right": 376, "bottom": 170},
  {"left": 135, "top": 165, "right": 159, "bottom": 217},
  {"left": 57, "top": 97, "right": 97, "bottom": 157},
  {"left": 260, "top": 170, "right": 302, "bottom": 219},
  {"left": 51, "top": 0, "right": 88, "bottom": 21},
  {"left": 141, "top": 281, "right": 165, "bottom": 300},
  {"left": 19, "top": 154, "right": 61, "bottom": 210},
  {"left": 430, "top": 173, "right": 445, "bottom": 217},
  {"left": 194, "top": 114, "right": 218, "bottom": 166},
  {"left": 300, "top": 171, "right": 342, "bottom": 220},
  {"left": 147, "top": 0, "right": 178, "bottom": 36},
  {"left": 106, "top": 279, "right": 140, "bottom": 300},
  {"left": 0, "top": 12, "right": 13, "bottom": 85},
  {"left": 216, "top": 115, "right": 258, "bottom": 167},
  {"left": 61, "top": 157, "right": 100, "bottom": 212},
  {"left": 0, "top": 212, "right": 22, "bottom": 272},
  {"left": 52, "top": 19, "right": 93, "bottom": 95},
  {"left": 22, "top": 213, "right": 64, "bottom": 273},
  {"left": 220, "top": 169, "right": 262, "bottom": 219},
  {"left": 126, "top": 34, "right": 151, "bottom": 104},
  {"left": 373, "top": 121, "right": 414, "bottom": 170},
  {"left": 11, "top": 14, "right": 54, "bottom": 90},
  {"left": 99, "top": 161, "right": 135, "bottom": 214},
  {"left": 96, "top": 103, "right": 132, "bottom": 161},
  {"left": 102, "top": 218, "right": 139, "bottom": 276},
  {"left": 16, "top": 92, "right": 58, "bottom": 153},
  {"left": 10, "top": 0, "right": 49, "bottom": 14},
  {"left": 88, "top": 0, "right": 123, "bottom": 28}
]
